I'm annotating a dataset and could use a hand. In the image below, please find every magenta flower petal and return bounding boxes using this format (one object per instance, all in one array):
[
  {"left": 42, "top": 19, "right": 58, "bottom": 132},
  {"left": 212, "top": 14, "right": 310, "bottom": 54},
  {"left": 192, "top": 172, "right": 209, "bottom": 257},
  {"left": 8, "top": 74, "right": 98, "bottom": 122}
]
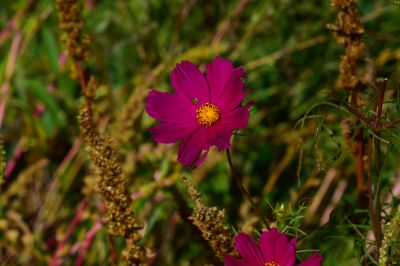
[
  {"left": 206, "top": 125, "right": 232, "bottom": 150},
  {"left": 146, "top": 90, "right": 196, "bottom": 123},
  {"left": 206, "top": 56, "right": 234, "bottom": 101},
  {"left": 289, "top": 238, "right": 297, "bottom": 248},
  {"left": 171, "top": 61, "right": 210, "bottom": 105},
  {"left": 194, "top": 147, "right": 210, "bottom": 168},
  {"left": 224, "top": 256, "right": 250, "bottom": 266},
  {"left": 213, "top": 67, "right": 247, "bottom": 113},
  {"left": 224, "top": 229, "right": 322, "bottom": 266},
  {"left": 220, "top": 102, "right": 252, "bottom": 129},
  {"left": 234, "top": 233, "right": 265, "bottom": 266},
  {"left": 259, "top": 228, "right": 279, "bottom": 261},
  {"left": 149, "top": 122, "right": 198, "bottom": 144},
  {"left": 297, "top": 252, "right": 323, "bottom": 266},
  {"left": 177, "top": 127, "right": 209, "bottom": 167},
  {"left": 259, "top": 229, "right": 295, "bottom": 266},
  {"left": 275, "top": 233, "right": 296, "bottom": 266},
  {"left": 206, "top": 103, "right": 252, "bottom": 150}
]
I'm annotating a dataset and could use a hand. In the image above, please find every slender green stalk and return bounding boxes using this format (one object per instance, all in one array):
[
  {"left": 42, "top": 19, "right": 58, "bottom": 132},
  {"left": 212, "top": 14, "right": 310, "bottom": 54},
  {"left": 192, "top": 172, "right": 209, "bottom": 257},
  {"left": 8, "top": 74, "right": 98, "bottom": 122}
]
[
  {"left": 226, "top": 148, "right": 270, "bottom": 230},
  {"left": 367, "top": 136, "right": 382, "bottom": 256}
]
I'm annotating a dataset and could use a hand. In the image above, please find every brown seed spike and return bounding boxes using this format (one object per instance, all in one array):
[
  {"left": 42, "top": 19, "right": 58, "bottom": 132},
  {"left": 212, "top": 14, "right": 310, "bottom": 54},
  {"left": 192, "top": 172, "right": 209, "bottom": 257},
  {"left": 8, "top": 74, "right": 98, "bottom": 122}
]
[
  {"left": 182, "top": 176, "right": 238, "bottom": 260},
  {"left": 327, "top": 0, "right": 365, "bottom": 90},
  {"left": 78, "top": 105, "right": 149, "bottom": 265}
]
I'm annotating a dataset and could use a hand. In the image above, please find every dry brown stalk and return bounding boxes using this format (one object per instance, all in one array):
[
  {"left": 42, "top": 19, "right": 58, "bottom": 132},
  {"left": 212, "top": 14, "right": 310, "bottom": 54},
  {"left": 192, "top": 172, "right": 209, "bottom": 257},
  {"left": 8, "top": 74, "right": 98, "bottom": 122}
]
[
  {"left": 183, "top": 176, "right": 237, "bottom": 260},
  {"left": 0, "top": 159, "right": 48, "bottom": 262},
  {"left": 329, "top": 1, "right": 385, "bottom": 258},
  {"left": 55, "top": 0, "right": 89, "bottom": 62},
  {"left": 328, "top": 0, "right": 367, "bottom": 202},
  {"left": 327, "top": 0, "right": 365, "bottom": 90},
  {"left": 2, "top": 159, "right": 48, "bottom": 205},
  {"left": 379, "top": 207, "right": 400, "bottom": 266},
  {"left": 56, "top": 0, "right": 149, "bottom": 264},
  {"left": 78, "top": 105, "right": 148, "bottom": 265}
]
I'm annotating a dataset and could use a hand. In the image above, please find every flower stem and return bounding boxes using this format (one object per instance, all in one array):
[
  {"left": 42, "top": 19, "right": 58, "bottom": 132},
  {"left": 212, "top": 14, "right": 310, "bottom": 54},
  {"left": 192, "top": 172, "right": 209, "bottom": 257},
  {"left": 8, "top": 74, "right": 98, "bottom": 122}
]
[
  {"left": 226, "top": 148, "right": 270, "bottom": 230},
  {"left": 367, "top": 136, "right": 382, "bottom": 257}
]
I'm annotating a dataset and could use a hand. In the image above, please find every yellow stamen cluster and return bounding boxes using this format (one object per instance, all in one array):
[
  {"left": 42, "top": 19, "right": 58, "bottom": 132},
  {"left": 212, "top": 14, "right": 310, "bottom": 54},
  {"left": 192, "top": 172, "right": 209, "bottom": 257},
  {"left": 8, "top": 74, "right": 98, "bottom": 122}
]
[
  {"left": 265, "top": 262, "right": 280, "bottom": 266},
  {"left": 196, "top": 103, "right": 221, "bottom": 126}
]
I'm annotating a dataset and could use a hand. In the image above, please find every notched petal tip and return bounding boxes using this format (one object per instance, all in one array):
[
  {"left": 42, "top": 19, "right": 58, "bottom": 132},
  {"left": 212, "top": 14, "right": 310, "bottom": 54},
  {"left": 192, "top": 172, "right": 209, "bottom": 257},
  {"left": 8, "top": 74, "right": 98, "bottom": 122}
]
[
  {"left": 235, "top": 66, "right": 246, "bottom": 78},
  {"left": 289, "top": 237, "right": 297, "bottom": 248},
  {"left": 213, "top": 66, "right": 248, "bottom": 112},
  {"left": 234, "top": 233, "right": 264, "bottom": 265},
  {"left": 211, "top": 55, "right": 233, "bottom": 67},
  {"left": 171, "top": 60, "right": 210, "bottom": 104},
  {"left": 177, "top": 127, "right": 210, "bottom": 167}
]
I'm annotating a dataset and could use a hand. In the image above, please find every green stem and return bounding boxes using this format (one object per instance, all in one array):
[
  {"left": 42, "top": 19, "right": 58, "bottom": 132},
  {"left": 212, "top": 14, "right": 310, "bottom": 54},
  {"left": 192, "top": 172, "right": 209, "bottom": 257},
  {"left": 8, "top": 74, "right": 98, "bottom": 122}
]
[
  {"left": 367, "top": 137, "right": 382, "bottom": 257},
  {"left": 226, "top": 148, "right": 270, "bottom": 230}
]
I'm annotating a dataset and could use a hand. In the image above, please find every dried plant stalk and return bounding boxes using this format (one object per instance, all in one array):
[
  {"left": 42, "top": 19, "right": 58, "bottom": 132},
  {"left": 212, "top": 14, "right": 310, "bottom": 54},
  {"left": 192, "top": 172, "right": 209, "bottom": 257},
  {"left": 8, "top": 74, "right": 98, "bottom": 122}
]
[
  {"left": 183, "top": 176, "right": 237, "bottom": 260},
  {"left": 57, "top": 1, "right": 149, "bottom": 262},
  {"left": 2, "top": 159, "right": 48, "bottom": 205},
  {"left": 55, "top": 0, "right": 89, "bottom": 62},
  {"left": 0, "top": 159, "right": 48, "bottom": 263},
  {"left": 327, "top": 0, "right": 365, "bottom": 90},
  {"left": 78, "top": 105, "right": 148, "bottom": 265},
  {"left": 379, "top": 209, "right": 400, "bottom": 266}
]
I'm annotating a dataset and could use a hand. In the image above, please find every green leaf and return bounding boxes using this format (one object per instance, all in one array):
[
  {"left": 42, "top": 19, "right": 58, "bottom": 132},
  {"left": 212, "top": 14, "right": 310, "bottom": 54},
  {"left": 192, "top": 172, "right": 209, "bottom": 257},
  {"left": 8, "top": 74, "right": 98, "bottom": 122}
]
[{"left": 24, "top": 79, "right": 66, "bottom": 134}]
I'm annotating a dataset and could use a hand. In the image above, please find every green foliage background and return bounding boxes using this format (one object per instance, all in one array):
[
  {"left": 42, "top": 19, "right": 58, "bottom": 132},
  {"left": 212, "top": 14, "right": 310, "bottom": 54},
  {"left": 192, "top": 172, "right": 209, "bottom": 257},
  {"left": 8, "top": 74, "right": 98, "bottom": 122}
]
[{"left": 1, "top": 0, "right": 400, "bottom": 265}]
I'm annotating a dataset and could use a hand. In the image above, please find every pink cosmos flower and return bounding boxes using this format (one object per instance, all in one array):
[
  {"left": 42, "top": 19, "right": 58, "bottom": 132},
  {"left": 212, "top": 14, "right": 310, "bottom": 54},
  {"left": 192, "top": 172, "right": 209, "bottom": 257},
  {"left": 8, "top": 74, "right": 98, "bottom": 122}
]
[
  {"left": 224, "top": 228, "right": 323, "bottom": 266},
  {"left": 146, "top": 57, "right": 252, "bottom": 167}
]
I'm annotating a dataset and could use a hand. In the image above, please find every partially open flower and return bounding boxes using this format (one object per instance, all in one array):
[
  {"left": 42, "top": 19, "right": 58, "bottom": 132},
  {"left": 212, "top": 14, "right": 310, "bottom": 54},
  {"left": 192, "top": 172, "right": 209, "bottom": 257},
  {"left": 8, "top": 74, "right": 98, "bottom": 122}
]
[
  {"left": 146, "top": 57, "right": 251, "bottom": 168},
  {"left": 224, "top": 228, "right": 323, "bottom": 266}
]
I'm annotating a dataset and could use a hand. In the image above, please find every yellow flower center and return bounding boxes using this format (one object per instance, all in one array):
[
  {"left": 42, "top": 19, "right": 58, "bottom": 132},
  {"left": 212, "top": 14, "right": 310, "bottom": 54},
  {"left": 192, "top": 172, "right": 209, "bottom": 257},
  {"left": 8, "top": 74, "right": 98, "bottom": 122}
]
[
  {"left": 265, "top": 262, "right": 279, "bottom": 266},
  {"left": 196, "top": 103, "right": 221, "bottom": 126}
]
